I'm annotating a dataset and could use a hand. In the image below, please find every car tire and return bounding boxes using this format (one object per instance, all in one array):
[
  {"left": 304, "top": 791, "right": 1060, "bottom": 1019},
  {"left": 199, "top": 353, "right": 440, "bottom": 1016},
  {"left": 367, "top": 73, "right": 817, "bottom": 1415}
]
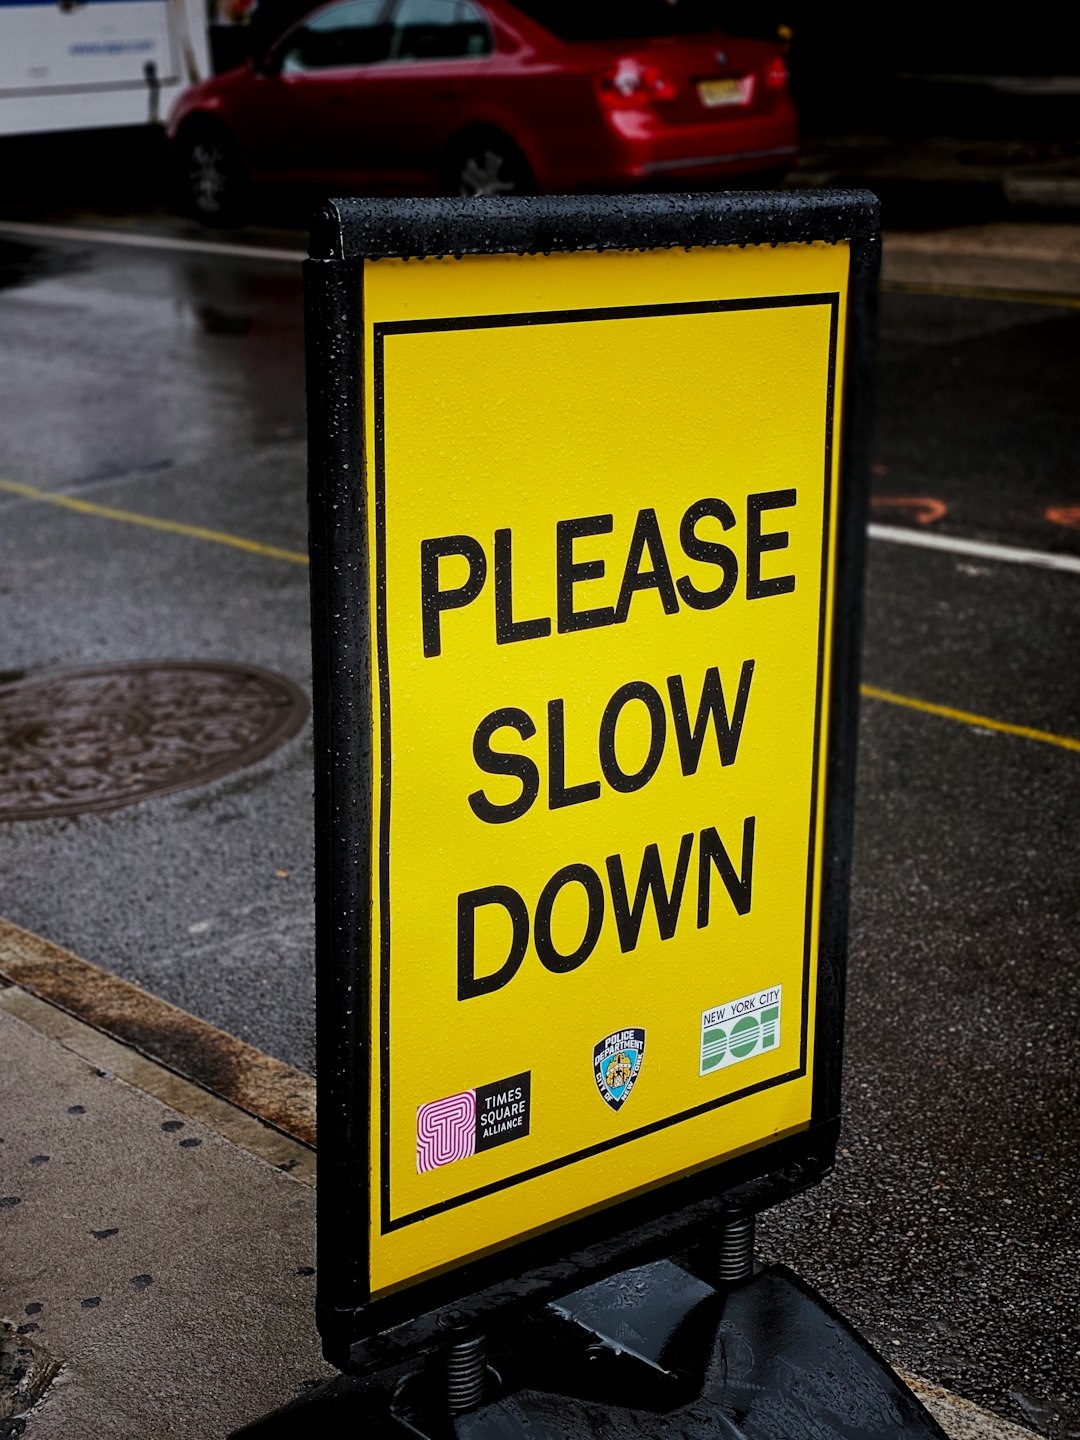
[
  {"left": 176, "top": 124, "right": 248, "bottom": 227},
  {"left": 442, "top": 132, "right": 535, "bottom": 198}
]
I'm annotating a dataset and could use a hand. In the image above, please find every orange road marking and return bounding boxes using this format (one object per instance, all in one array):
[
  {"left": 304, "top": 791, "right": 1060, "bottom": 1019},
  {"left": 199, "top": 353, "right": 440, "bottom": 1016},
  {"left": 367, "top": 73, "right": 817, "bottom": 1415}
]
[
  {"left": 870, "top": 496, "right": 947, "bottom": 525},
  {"left": 1046, "top": 505, "right": 1080, "bottom": 529}
]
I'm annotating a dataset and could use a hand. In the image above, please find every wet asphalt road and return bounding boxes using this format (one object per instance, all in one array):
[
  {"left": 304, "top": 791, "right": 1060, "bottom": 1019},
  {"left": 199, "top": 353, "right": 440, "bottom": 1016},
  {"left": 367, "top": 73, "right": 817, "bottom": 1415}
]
[{"left": 0, "top": 222, "right": 1077, "bottom": 1437}]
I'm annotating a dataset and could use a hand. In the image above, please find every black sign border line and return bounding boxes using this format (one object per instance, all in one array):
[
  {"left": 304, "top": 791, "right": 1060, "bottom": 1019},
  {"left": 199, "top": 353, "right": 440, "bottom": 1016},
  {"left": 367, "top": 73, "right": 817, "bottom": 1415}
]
[
  {"left": 373, "top": 291, "right": 838, "bottom": 1236},
  {"left": 305, "top": 191, "right": 879, "bottom": 1374}
]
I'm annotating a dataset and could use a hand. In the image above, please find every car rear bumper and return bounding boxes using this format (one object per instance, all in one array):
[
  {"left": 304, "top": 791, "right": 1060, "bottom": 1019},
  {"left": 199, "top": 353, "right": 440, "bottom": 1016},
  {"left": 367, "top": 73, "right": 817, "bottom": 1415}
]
[
  {"left": 553, "top": 104, "right": 798, "bottom": 190},
  {"left": 637, "top": 142, "right": 797, "bottom": 178}
]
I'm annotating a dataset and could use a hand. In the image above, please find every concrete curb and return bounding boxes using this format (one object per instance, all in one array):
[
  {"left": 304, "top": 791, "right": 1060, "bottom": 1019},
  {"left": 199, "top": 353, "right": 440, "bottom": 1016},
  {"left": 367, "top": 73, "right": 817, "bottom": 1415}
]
[
  {"left": 0, "top": 918, "right": 316, "bottom": 1147},
  {"left": 791, "top": 137, "right": 1080, "bottom": 223},
  {"left": 883, "top": 222, "right": 1080, "bottom": 299}
]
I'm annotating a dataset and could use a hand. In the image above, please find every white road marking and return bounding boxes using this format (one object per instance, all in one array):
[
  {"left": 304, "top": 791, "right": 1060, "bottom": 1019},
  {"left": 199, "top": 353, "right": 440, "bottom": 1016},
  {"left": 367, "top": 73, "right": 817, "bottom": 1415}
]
[
  {"left": 870, "top": 523, "right": 1080, "bottom": 576},
  {"left": 0, "top": 219, "right": 304, "bottom": 264}
]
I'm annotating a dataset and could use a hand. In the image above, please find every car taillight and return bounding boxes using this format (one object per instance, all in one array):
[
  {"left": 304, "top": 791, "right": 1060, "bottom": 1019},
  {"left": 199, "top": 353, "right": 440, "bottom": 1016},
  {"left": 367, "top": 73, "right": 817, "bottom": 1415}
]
[
  {"left": 597, "top": 58, "right": 677, "bottom": 107},
  {"left": 763, "top": 54, "right": 788, "bottom": 90}
]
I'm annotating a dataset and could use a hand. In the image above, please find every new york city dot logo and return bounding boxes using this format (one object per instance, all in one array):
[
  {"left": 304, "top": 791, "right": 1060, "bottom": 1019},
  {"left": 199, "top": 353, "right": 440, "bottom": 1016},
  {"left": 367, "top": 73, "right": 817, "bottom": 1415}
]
[
  {"left": 593, "top": 1028, "right": 646, "bottom": 1112},
  {"left": 416, "top": 1072, "right": 531, "bottom": 1173},
  {"left": 700, "top": 985, "right": 782, "bottom": 1075}
]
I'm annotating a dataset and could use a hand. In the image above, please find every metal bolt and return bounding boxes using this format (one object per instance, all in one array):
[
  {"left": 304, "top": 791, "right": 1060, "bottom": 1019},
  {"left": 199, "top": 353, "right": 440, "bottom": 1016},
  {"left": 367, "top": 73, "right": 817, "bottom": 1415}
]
[
  {"left": 715, "top": 1213, "right": 756, "bottom": 1285},
  {"left": 445, "top": 1331, "right": 487, "bottom": 1415}
]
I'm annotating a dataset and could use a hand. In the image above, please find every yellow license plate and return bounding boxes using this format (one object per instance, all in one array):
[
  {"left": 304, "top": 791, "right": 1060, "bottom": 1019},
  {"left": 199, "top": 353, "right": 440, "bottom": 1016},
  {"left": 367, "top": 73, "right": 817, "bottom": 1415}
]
[{"left": 697, "top": 77, "right": 746, "bottom": 108}]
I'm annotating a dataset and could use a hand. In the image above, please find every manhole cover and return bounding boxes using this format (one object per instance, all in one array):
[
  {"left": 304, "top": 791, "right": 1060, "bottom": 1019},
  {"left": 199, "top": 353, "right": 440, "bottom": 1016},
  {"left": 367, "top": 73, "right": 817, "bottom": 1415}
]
[{"left": 0, "top": 661, "right": 309, "bottom": 820}]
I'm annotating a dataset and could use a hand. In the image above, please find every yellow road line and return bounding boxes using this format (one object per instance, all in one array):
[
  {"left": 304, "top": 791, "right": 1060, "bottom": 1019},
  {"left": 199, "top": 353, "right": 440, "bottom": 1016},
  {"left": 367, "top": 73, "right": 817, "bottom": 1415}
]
[
  {"left": 861, "top": 684, "right": 1080, "bottom": 755},
  {"left": 5, "top": 476, "right": 1078, "bottom": 758},
  {"left": 0, "top": 478, "right": 309, "bottom": 565},
  {"left": 883, "top": 278, "right": 1080, "bottom": 310}
]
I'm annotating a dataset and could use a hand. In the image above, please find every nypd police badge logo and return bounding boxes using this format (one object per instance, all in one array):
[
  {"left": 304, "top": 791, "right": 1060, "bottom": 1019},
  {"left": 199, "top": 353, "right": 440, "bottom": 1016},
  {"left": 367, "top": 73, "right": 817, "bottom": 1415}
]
[{"left": 593, "top": 1029, "right": 646, "bottom": 1112}]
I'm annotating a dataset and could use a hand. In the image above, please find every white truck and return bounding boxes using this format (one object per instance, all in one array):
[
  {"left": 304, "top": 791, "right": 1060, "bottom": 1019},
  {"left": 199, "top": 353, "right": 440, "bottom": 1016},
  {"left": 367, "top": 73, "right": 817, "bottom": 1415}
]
[{"left": 0, "top": 0, "right": 211, "bottom": 137}]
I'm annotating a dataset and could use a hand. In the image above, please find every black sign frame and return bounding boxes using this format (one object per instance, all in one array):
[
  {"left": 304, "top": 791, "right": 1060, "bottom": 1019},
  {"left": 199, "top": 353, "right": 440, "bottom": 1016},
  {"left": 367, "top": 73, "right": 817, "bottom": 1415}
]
[{"left": 304, "top": 191, "right": 879, "bottom": 1374}]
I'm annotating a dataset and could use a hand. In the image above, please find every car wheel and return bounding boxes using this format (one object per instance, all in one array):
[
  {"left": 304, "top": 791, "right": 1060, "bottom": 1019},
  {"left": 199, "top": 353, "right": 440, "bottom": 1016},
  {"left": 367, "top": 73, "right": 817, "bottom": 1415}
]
[
  {"left": 444, "top": 133, "right": 535, "bottom": 198},
  {"left": 177, "top": 125, "right": 247, "bottom": 226}
]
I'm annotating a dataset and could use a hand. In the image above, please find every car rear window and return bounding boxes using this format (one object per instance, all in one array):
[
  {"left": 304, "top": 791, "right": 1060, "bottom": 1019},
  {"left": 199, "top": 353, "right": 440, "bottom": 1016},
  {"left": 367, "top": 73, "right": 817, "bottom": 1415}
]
[{"left": 509, "top": 0, "right": 722, "bottom": 41}]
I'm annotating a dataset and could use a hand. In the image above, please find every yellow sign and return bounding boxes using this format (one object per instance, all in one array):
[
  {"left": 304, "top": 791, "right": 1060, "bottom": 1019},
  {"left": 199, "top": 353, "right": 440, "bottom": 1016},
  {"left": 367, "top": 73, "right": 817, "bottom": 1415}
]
[{"left": 361, "top": 239, "right": 848, "bottom": 1297}]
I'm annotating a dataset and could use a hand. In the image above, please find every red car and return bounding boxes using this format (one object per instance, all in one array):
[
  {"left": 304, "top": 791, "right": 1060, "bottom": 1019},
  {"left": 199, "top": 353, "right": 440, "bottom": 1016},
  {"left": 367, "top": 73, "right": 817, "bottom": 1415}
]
[{"left": 169, "top": 0, "right": 797, "bottom": 223}]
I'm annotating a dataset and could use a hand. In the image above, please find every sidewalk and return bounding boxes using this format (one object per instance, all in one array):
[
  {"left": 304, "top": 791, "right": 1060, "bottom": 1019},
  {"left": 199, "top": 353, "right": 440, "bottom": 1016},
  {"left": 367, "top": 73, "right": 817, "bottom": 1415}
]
[
  {"left": 882, "top": 222, "right": 1080, "bottom": 298},
  {"left": 0, "top": 924, "right": 1041, "bottom": 1439},
  {"left": 793, "top": 124, "right": 1080, "bottom": 223},
  {"left": 0, "top": 976, "right": 330, "bottom": 1437}
]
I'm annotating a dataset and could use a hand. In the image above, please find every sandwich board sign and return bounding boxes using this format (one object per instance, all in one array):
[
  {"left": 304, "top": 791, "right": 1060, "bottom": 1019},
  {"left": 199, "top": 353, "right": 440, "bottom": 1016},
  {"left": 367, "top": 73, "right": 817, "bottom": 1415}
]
[{"left": 305, "top": 192, "right": 878, "bottom": 1369}]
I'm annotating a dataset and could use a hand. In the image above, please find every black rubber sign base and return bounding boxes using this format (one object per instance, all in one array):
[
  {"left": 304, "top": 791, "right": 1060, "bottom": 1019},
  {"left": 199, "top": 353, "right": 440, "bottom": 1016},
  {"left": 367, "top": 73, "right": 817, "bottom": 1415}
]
[{"left": 230, "top": 1260, "right": 947, "bottom": 1440}]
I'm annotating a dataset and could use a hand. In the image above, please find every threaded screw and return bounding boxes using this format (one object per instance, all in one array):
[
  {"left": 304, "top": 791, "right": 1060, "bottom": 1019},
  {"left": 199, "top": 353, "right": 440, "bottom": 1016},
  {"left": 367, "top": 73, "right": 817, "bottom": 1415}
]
[
  {"left": 715, "top": 1213, "right": 756, "bottom": 1285},
  {"left": 445, "top": 1332, "right": 487, "bottom": 1415}
]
